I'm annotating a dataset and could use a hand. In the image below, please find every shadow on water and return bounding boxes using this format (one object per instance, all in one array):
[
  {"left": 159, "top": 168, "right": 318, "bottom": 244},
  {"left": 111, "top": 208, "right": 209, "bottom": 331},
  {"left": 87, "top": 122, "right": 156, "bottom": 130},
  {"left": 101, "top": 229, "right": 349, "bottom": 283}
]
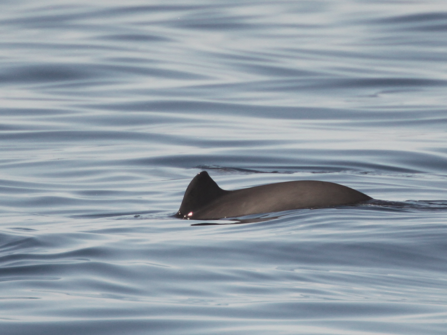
[{"left": 72, "top": 210, "right": 163, "bottom": 220}]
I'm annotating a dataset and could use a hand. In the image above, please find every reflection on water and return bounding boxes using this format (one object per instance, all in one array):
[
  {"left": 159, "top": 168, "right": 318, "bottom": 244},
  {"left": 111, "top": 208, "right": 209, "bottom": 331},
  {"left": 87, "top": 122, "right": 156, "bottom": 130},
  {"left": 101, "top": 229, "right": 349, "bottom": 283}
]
[{"left": 1, "top": 0, "right": 447, "bottom": 334}]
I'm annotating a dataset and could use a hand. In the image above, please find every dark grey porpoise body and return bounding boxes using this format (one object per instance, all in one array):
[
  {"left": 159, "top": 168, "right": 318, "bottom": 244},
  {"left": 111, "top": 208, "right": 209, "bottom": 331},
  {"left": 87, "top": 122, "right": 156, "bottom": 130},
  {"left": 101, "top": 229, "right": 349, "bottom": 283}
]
[{"left": 176, "top": 171, "right": 372, "bottom": 220}]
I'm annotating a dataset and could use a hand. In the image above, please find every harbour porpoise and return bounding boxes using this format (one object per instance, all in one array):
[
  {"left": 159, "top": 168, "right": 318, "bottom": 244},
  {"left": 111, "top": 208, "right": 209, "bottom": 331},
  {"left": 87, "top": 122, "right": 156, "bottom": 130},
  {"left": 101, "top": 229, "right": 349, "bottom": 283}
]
[{"left": 176, "top": 171, "right": 372, "bottom": 220}]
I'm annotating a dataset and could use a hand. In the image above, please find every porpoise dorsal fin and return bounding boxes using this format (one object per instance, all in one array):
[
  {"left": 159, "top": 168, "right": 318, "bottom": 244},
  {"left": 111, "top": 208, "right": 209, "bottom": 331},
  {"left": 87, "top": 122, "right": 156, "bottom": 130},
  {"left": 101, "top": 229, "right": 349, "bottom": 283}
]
[{"left": 177, "top": 171, "right": 227, "bottom": 218}]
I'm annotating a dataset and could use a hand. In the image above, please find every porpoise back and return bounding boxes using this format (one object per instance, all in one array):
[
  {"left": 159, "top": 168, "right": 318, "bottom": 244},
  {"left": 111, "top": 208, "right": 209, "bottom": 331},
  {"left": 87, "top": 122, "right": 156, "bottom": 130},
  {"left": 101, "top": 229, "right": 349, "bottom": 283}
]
[{"left": 176, "top": 171, "right": 371, "bottom": 220}]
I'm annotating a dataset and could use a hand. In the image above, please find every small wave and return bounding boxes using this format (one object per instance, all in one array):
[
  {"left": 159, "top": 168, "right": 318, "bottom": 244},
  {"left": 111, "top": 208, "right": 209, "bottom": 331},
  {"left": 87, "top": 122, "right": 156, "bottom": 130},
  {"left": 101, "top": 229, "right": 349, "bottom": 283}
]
[{"left": 366, "top": 199, "right": 447, "bottom": 211}]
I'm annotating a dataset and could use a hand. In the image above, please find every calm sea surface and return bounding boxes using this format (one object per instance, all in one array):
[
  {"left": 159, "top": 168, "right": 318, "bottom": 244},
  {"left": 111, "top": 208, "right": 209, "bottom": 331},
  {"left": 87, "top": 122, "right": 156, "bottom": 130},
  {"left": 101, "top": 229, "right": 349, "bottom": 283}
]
[{"left": 1, "top": 0, "right": 447, "bottom": 334}]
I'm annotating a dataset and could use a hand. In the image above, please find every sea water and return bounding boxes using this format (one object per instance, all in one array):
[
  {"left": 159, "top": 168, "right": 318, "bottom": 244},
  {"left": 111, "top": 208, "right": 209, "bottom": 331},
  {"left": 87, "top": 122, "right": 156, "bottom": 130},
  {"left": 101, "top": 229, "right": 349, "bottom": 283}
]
[{"left": 1, "top": 1, "right": 447, "bottom": 334}]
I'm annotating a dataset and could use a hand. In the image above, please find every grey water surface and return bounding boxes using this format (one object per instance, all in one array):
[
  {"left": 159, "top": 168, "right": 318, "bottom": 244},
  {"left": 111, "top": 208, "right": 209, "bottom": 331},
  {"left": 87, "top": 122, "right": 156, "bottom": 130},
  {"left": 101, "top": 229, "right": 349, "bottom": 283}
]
[{"left": 1, "top": 0, "right": 447, "bottom": 334}]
